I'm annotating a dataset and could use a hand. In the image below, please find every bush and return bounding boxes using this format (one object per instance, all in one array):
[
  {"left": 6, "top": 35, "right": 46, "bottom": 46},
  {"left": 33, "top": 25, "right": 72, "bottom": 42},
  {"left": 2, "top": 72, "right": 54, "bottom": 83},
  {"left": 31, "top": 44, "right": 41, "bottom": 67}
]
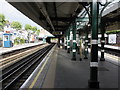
[
  {"left": 20, "top": 38, "right": 25, "bottom": 44},
  {"left": 0, "top": 37, "right": 2, "bottom": 40},
  {"left": 14, "top": 37, "right": 25, "bottom": 45},
  {"left": 106, "top": 29, "right": 120, "bottom": 34}
]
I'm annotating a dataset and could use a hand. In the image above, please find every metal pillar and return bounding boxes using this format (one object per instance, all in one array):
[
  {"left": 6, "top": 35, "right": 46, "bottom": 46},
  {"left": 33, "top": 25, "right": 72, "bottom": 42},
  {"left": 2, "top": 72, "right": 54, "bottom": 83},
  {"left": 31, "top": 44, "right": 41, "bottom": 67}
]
[
  {"left": 58, "top": 37, "right": 60, "bottom": 48},
  {"left": 76, "top": 31, "right": 80, "bottom": 54},
  {"left": 64, "top": 34, "right": 67, "bottom": 50},
  {"left": 100, "top": 18, "right": 105, "bottom": 61},
  {"left": 67, "top": 28, "right": 70, "bottom": 53},
  {"left": 71, "top": 21, "right": 76, "bottom": 60},
  {"left": 88, "top": 1, "right": 99, "bottom": 88},
  {"left": 79, "top": 33, "right": 83, "bottom": 61},
  {"left": 70, "top": 30, "right": 73, "bottom": 51},
  {"left": 84, "top": 26, "right": 88, "bottom": 59}
]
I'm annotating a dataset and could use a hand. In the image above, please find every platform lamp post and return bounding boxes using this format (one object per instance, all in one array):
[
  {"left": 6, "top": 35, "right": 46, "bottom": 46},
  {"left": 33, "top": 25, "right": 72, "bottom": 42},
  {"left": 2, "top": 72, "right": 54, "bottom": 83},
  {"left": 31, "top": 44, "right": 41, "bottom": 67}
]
[
  {"left": 88, "top": 1, "right": 99, "bottom": 88},
  {"left": 67, "top": 28, "right": 70, "bottom": 53},
  {"left": 71, "top": 20, "right": 77, "bottom": 60}
]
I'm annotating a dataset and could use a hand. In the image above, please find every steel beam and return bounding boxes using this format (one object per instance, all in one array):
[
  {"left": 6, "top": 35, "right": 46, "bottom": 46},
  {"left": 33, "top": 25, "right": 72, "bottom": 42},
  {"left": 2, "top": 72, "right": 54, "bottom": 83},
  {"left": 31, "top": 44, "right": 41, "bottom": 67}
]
[
  {"left": 76, "top": 17, "right": 89, "bottom": 22},
  {"left": 39, "top": 17, "right": 75, "bottom": 22},
  {"left": 36, "top": 2, "right": 55, "bottom": 31}
]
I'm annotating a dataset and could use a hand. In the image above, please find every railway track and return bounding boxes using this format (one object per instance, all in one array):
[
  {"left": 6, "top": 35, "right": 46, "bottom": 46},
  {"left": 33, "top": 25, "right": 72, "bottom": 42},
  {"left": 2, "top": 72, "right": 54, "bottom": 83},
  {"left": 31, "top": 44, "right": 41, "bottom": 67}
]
[
  {"left": 0, "top": 44, "right": 49, "bottom": 70},
  {"left": 0, "top": 43, "right": 44, "bottom": 59},
  {"left": 0, "top": 44, "right": 54, "bottom": 90},
  {"left": 98, "top": 46, "right": 120, "bottom": 57},
  {"left": 88, "top": 45, "right": 120, "bottom": 57}
]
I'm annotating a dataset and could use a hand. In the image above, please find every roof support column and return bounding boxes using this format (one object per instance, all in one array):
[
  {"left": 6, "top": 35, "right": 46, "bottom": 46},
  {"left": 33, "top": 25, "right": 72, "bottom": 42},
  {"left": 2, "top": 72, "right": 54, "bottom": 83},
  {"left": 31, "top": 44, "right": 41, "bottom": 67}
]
[
  {"left": 84, "top": 26, "right": 89, "bottom": 59},
  {"left": 76, "top": 31, "right": 80, "bottom": 54},
  {"left": 70, "top": 30, "right": 73, "bottom": 52},
  {"left": 88, "top": 1, "right": 99, "bottom": 88},
  {"left": 67, "top": 28, "right": 70, "bottom": 53},
  {"left": 58, "top": 37, "right": 60, "bottom": 48},
  {"left": 64, "top": 33, "right": 67, "bottom": 50},
  {"left": 79, "top": 34, "right": 83, "bottom": 61},
  {"left": 71, "top": 21, "right": 76, "bottom": 61},
  {"left": 100, "top": 18, "right": 105, "bottom": 61}
]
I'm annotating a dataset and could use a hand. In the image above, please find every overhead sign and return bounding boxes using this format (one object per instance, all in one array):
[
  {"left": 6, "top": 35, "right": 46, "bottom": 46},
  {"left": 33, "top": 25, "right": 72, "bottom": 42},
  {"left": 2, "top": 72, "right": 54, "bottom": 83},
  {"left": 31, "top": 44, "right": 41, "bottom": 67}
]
[{"left": 52, "top": 31, "right": 62, "bottom": 35}]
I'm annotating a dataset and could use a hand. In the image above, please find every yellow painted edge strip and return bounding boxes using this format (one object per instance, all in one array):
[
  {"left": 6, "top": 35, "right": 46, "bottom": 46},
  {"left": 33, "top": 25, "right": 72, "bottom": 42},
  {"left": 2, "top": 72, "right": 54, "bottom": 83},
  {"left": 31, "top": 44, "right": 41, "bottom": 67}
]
[{"left": 29, "top": 52, "right": 51, "bottom": 89}]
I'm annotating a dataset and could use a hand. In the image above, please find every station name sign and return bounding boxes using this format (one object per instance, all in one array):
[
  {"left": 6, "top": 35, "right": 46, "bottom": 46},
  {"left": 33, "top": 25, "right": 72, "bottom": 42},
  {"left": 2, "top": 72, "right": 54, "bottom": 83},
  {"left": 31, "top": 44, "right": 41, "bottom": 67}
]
[{"left": 52, "top": 31, "right": 62, "bottom": 35}]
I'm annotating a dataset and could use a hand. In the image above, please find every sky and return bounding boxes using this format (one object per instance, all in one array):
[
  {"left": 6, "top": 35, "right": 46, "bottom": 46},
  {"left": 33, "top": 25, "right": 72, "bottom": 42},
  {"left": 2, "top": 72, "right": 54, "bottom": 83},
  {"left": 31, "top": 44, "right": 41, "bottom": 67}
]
[{"left": 0, "top": 0, "right": 43, "bottom": 30}]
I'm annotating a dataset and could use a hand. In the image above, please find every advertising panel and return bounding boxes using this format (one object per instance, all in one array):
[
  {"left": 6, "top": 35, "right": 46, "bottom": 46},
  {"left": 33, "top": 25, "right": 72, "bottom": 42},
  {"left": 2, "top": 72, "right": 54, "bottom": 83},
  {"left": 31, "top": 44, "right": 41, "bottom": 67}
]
[{"left": 108, "top": 34, "right": 116, "bottom": 44}]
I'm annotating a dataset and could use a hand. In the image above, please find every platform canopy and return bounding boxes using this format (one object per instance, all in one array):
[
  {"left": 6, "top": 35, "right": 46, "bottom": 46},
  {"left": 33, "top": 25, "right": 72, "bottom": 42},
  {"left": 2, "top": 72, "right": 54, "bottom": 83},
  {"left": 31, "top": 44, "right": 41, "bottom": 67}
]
[
  {"left": 6, "top": 1, "right": 120, "bottom": 38},
  {"left": 6, "top": 1, "right": 88, "bottom": 37}
]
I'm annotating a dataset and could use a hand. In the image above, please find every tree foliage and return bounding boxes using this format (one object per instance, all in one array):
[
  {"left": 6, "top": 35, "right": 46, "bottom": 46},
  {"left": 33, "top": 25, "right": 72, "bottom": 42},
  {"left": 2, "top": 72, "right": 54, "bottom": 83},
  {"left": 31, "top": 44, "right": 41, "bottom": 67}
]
[
  {"left": 106, "top": 29, "right": 120, "bottom": 34},
  {"left": 25, "top": 24, "right": 32, "bottom": 30},
  {"left": 0, "top": 14, "right": 6, "bottom": 30},
  {"left": 31, "top": 26, "right": 37, "bottom": 32},
  {"left": 36, "top": 29, "right": 40, "bottom": 35},
  {"left": 11, "top": 21, "right": 22, "bottom": 30}
]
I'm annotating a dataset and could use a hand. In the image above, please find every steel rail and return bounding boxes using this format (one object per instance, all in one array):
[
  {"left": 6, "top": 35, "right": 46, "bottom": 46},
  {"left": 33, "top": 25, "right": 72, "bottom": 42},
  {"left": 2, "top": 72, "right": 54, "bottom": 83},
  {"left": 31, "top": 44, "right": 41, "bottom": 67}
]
[
  {"left": 0, "top": 46, "right": 47, "bottom": 79},
  {"left": 1, "top": 44, "right": 54, "bottom": 90}
]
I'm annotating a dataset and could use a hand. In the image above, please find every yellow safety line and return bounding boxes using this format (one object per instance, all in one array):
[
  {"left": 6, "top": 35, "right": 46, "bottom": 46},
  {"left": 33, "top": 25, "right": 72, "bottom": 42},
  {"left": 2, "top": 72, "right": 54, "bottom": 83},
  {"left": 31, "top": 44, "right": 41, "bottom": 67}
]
[{"left": 29, "top": 52, "right": 51, "bottom": 89}]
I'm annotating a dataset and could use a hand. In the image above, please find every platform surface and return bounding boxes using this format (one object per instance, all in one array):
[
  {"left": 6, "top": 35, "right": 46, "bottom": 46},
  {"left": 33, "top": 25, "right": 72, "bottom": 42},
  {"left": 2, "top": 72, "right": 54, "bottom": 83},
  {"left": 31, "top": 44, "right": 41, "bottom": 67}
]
[
  {"left": 20, "top": 46, "right": 119, "bottom": 89},
  {"left": 0, "top": 41, "right": 43, "bottom": 55},
  {"left": 42, "top": 47, "right": 119, "bottom": 89}
]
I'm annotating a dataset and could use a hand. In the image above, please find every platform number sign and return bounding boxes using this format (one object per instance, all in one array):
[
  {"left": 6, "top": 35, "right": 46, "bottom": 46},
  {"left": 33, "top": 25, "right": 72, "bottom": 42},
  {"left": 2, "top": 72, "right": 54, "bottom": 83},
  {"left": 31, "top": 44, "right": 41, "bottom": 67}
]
[{"left": 108, "top": 34, "right": 116, "bottom": 44}]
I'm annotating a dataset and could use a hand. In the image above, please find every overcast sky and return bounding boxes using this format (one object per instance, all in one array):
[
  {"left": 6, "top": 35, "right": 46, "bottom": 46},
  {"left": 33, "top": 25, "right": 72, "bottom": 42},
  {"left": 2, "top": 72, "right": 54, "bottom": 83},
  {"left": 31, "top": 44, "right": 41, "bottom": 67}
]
[{"left": 0, "top": 0, "right": 43, "bottom": 30}]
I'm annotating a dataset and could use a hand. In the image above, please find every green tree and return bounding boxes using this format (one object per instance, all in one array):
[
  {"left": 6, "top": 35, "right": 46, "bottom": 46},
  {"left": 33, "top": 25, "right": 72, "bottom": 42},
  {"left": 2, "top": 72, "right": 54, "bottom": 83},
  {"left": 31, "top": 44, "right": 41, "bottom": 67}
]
[
  {"left": 36, "top": 29, "right": 40, "bottom": 35},
  {"left": 11, "top": 21, "right": 22, "bottom": 30},
  {"left": 25, "top": 24, "right": 32, "bottom": 30},
  {"left": 0, "top": 14, "right": 6, "bottom": 31},
  {"left": 31, "top": 26, "right": 37, "bottom": 33}
]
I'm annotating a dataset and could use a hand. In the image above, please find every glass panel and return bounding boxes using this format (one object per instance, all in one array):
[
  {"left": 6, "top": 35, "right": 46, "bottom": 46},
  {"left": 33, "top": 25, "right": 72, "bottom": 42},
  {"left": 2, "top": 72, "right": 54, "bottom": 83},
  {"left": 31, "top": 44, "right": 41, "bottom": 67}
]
[{"left": 4, "top": 35, "right": 9, "bottom": 41}]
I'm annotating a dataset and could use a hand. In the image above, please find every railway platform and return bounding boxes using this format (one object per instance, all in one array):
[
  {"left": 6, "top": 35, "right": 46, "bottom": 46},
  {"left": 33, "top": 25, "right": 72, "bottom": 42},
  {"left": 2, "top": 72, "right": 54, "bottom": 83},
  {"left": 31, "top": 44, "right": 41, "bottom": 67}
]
[
  {"left": 20, "top": 45, "right": 119, "bottom": 89},
  {"left": 0, "top": 41, "right": 44, "bottom": 55}
]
